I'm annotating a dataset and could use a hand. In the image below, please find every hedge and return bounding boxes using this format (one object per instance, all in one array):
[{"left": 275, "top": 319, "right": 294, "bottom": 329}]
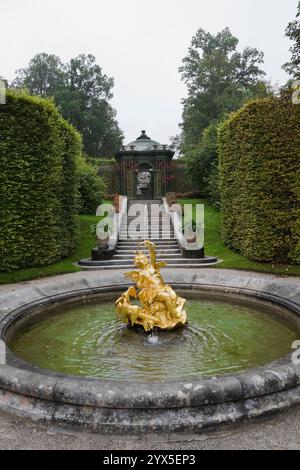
[
  {"left": 218, "top": 93, "right": 300, "bottom": 264},
  {"left": 0, "top": 90, "right": 81, "bottom": 271},
  {"left": 76, "top": 155, "right": 107, "bottom": 215}
]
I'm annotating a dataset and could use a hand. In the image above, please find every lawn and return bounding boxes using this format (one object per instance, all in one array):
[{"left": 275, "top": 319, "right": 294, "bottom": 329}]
[{"left": 179, "top": 199, "right": 300, "bottom": 277}]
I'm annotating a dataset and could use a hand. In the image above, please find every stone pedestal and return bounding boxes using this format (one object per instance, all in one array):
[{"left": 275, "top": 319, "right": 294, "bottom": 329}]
[{"left": 91, "top": 247, "right": 115, "bottom": 261}]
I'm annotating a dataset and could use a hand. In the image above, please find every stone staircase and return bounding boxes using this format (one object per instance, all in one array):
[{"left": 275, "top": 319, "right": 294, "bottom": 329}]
[{"left": 79, "top": 199, "right": 218, "bottom": 269}]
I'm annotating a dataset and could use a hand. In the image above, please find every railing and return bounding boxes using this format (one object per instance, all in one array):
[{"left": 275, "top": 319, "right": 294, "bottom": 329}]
[
  {"left": 162, "top": 197, "right": 205, "bottom": 259},
  {"left": 108, "top": 196, "right": 127, "bottom": 252}
]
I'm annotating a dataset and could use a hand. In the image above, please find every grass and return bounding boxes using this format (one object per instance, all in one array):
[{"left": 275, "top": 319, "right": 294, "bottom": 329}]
[{"left": 179, "top": 198, "right": 300, "bottom": 277}]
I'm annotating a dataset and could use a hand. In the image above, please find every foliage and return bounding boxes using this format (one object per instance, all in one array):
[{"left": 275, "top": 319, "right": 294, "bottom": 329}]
[
  {"left": 12, "top": 53, "right": 123, "bottom": 157},
  {"left": 13, "top": 53, "right": 66, "bottom": 96},
  {"left": 57, "top": 118, "right": 81, "bottom": 257},
  {"left": 0, "top": 215, "right": 101, "bottom": 283},
  {"left": 207, "top": 164, "right": 221, "bottom": 209},
  {"left": 283, "top": 1, "right": 300, "bottom": 78},
  {"left": 97, "top": 158, "right": 117, "bottom": 166},
  {"left": 185, "top": 122, "right": 219, "bottom": 198},
  {"left": 218, "top": 93, "right": 300, "bottom": 264},
  {"left": 0, "top": 90, "right": 80, "bottom": 271},
  {"left": 76, "top": 155, "right": 107, "bottom": 215},
  {"left": 178, "top": 199, "right": 300, "bottom": 276},
  {"left": 179, "top": 27, "right": 268, "bottom": 151}
]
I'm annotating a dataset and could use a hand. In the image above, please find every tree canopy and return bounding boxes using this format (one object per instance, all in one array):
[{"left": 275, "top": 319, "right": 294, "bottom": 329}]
[
  {"left": 283, "top": 1, "right": 300, "bottom": 78},
  {"left": 13, "top": 53, "right": 123, "bottom": 157},
  {"left": 179, "top": 27, "right": 267, "bottom": 151}
]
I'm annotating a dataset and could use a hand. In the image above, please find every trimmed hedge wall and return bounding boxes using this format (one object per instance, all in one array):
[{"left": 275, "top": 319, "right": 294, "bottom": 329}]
[
  {"left": 218, "top": 93, "right": 300, "bottom": 264},
  {"left": 0, "top": 90, "right": 81, "bottom": 271},
  {"left": 76, "top": 155, "right": 107, "bottom": 215}
]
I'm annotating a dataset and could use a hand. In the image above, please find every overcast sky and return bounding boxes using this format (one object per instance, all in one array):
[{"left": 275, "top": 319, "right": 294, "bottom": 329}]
[{"left": 1, "top": 0, "right": 298, "bottom": 144}]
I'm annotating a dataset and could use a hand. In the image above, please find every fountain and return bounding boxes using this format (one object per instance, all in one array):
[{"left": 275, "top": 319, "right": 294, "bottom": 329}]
[
  {"left": 0, "top": 246, "right": 300, "bottom": 433},
  {"left": 115, "top": 241, "right": 187, "bottom": 331}
]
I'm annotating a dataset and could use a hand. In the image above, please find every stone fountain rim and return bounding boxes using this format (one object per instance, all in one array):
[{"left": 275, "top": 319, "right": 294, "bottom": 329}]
[{"left": 0, "top": 270, "right": 299, "bottom": 412}]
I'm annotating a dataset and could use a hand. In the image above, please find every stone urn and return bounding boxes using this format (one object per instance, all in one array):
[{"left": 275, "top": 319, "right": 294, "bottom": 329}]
[
  {"left": 96, "top": 236, "right": 109, "bottom": 250},
  {"left": 183, "top": 221, "right": 197, "bottom": 244},
  {"left": 91, "top": 222, "right": 113, "bottom": 251},
  {"left": 184, "top": 231, "right": 197, "bottom": 244}
]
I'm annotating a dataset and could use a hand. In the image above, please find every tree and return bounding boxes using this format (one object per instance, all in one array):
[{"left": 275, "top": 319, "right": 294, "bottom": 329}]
[
  {"left": 68, "top": 54, "right": 113, "bottom": 103},
  {"left": 13, "top": 53, "right": 123, "bottom": 157},
  {"left": 169, "top": 134, "right": 183, "bottom": 157},
  {"left": 283, "top": 1, "right": 300, "bottom": 78},
  {"left": 54, "top": 55, "right": 123, "bottom": 157},
  {"left": 185, "top": 122, "right": 218, "bottom": 197},
  {"left": 13, "top": 53, "right": 66, "bottom": 96},
  {"left": 179, "top": 28, "right": 267, "bottom": 150}
]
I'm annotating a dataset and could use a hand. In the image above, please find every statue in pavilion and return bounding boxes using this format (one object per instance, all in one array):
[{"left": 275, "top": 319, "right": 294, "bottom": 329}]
[{"left": 115, "top": 240, "right": 187, "bottom": 332}]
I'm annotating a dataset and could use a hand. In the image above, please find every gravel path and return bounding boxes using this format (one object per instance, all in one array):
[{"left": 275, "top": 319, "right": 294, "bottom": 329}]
[
  {"left": 0, "top": 408, "right": 299, "bottom": 450},
  {"left": 0, "top": 268, "right": 300, "bottom": 294}
]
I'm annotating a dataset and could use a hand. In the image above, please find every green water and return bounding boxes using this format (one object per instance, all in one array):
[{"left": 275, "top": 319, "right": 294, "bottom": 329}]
[{"left": 9, "top": 299, "right": 299, "bottom": 381}]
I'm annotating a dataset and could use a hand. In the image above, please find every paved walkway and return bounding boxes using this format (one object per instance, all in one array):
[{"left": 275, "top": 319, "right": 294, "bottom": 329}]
[
  {"left": 1, "top": 268, "right": 300, "bottom": 294},
  {"left": 0, "top": 407, "right": 299, "bottom": 450},
  {"left": 0, "top": 268, "right": 299, "bottom": 450}
]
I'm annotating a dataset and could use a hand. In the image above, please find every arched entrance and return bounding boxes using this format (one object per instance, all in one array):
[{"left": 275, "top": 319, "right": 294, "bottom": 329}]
[{"left": 135, "top": 162, "right": 154, "bottom": 200}]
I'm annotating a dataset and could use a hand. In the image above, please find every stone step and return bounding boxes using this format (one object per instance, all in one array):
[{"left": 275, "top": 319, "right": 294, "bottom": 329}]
[
  {"left": 122, "top": 219, "right": 172, "bottom": 222},
  {"left": 119, "top": 235, "right": 175, "bottom": 240},
  {"left": 120, "top": 231, "right": 174, "bottom": 235},
  {"left": 123, "top": 223, "right": 171, "bottom": 226},
  {"left": 120, "top": 228, "right": 173, "bottom": 232},
  {"left": 120, "top": 226, "right": 174, "bottom": 230},
  {"left": 124, "top": 223, "right": 171, "bottom": 227},
  {"left": 119, "top": 239, "right": 176, "bottom": 243},
  {"left": 117, "top": 247, "right": 179, "bottom": 252},
  {"left": 78, "top": 256, "right": 218, "bottom": 268},
  {"left": 128, "top": 200, "right": 161, "bottom": 204},
  {"left": 114, "top": 253, "right": 182, "bottom": 259},
  {"left": 126, "top": 215, "right": 170, "bottom": 218},
  {"left": 117, "top": 240, "right": 178, "bottom": 245},
  {"left": 125, "top": 219, "right": 171, "bottom": 223},
  {"left": 117, "top": 245, "right": 179, "bottom": 250},
  {"left": 83, "top": 258, "right": 215, "bottom": 266},
  {"left": 116, "top": 248, "right": 180, "bottom": 253},
  {"left": 126, "top": 215, "right": 169, "bottom": 217},
  {"left": 126, "top": 216, "right": 170, "bottom": 219},
  {"left": 119, "top": 235, "right": 175, "bottom": 239},
  {"left": 120, "top": 227, "right": 174, "bottom": 230},
  {"left": 80, "top": 263, "right": 217, "bottom": 270}
]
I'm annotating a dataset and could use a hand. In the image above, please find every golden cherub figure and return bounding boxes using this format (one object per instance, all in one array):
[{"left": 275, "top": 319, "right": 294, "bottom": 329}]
[{"left": 115, "top": 240, "right": 187, "bottom": 332}]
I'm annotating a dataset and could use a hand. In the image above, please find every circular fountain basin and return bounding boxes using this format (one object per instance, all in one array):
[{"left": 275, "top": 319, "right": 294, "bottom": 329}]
[
  {"left": 0, "top": 270, "right": 300, "bottom": 433},
  {"left": 8, "top": 297, "right": 298, "bottom": 381}
]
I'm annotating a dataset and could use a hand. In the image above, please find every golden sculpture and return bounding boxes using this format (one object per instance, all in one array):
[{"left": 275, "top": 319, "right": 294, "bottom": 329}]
[{"left": 115, "top": 240, "right": 187, "bottom": 332}]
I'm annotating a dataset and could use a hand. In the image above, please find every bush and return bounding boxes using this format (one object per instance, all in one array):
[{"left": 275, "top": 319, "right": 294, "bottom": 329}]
[
  {"left": 0, "top": 90, "right": 80, "bottom": 271},
  {"left": 76, "top": 155, "right": 106, "bottom": 215},
  {"left": 218, "top": 93, "right": 300, "bottom": 263},
  {"left": 207, "top": 165, "right": 221, "bottom": 209},
  {"left": 58, "top": 120, "right": 81, "bottom": 257},
  {"left": 185, "top": 122, "right": 219, "bottom": 197}
]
